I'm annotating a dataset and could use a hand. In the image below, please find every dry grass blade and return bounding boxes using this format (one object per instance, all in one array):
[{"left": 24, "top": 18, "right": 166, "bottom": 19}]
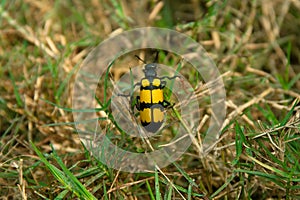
[
  {"left": 0, "top": 6, "right": 57, "bottom": 58},
  {"left": 1, "top": 0, "right": 300, "bottom": 199},
  {"left": 222, "top": 87, "right": 274, "bottom": 130}
]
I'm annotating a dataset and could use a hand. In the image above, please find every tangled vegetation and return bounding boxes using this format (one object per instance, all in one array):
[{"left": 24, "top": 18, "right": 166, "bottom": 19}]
[{"left": 0, "top": 0, "right": 300, "bottom": 199}]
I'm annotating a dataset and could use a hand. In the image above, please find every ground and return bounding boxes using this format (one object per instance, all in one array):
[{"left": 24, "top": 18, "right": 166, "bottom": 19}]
[{"left": 0, "top": 0, "right": 300, "bottom": 199}]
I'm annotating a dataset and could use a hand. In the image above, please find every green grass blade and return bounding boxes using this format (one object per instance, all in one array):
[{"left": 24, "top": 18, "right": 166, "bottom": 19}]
[
  {"left": 256, "top": 104, "right": 279, "bottom": 125},
  {"left": 55, "top": 190, "right": 69, "bottom": 200},
  {"left": 187, "top": 182, "right": 192, "bottom": 200},
  {"left": 280, "top": 99, "right": 298, "bottom": 126},
  {"left": 103, "top": 59, "right": 115, "bottom": 105},
  {"left": 165, "top": 58, "right": 182, "bottom": 100},
  {"left": 55, "top": 63, "right": 80, "bottom": 103},
  {"left": 256, "top": 140, "right": 285, "bottom": 167},
  {"left": 41, "top": 98, "right": 106, "bottom": 112},
  {"left": 247, "top": 155, "right": 290, "bottom": 178},
  {"left": 287, "top": 72, "right": 300, "bottom": 90},
  {"left": 235, "top": 169, "right": 285, "bottom": 188},
  {"left": 8, "top": 69, "right": 23, "bottom": 107},
  {"left": 146, "top": 180, "right": 155, "bottom": 200},
  {"left": 232, "top": 122, "right": 244, "bottom": 166},
  {"left": 155, "top": 167, "right": 161, "bottom": 200},
  {"left": 103, "top": 180, "right": 108, "bottom": 200},
  {"left": 210, "top": 173, "right": 236, "bottom": 198},
  {"left": 164, "top": 184, "right": 173, "bottom": 200},
  {"left": 50, "top": 144, "right": 98, "bottom": 200},
  {"left": 31, "top": 142, "right": 97, "bottom": 200},
  {"left": 159, "top": 178, "right": 204, "bottom": 198},
  {"left": 173, "top": 162, "right": 197, "bottom": 187},
  {"left": 31, "top": 142, "right": 74, "bottom": 192},
  {"left": 43, "top": 117, "right": 106, "bottom": 127}
]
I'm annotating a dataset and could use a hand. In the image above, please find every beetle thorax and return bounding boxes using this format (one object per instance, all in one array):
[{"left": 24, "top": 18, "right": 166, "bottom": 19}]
[{"left": 143, "top": 63, "right": 157, "bottom": 78}]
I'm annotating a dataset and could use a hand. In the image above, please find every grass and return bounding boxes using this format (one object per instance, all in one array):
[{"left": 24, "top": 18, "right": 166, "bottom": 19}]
[{"left": 0, "top": 0, "right": 300, "bottom": 199}]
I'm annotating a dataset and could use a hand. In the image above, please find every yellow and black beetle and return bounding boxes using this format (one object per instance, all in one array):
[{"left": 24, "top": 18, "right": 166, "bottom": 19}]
[{"left": 119, "top": 55, "right": 179, "bottom": 133}]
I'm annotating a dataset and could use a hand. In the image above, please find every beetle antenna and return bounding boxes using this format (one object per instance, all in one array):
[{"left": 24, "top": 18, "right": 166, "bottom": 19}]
[
  {"left": 135, "top": 55, "right": 146, "bottom": 64},
  {"left": 153, "top": 51, "right": 159, "bottom": 63}
]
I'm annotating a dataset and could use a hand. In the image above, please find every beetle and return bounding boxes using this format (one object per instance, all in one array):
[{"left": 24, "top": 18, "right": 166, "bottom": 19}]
[{"left": 119, "top": 54, "right": 179, "bottom": 133}]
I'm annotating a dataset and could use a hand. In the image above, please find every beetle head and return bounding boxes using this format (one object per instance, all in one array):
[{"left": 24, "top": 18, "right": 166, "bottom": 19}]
[{"left": 143, "top": 63, "right": 157, "bottom": 77}]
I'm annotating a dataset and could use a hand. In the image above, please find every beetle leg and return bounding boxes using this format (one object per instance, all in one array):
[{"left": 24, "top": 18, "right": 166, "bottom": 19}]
[
  {"left": 135, "top": 96, "right": 141, "bottom": 111},
  {"left": 133, "top": 82, "right": 141, "bottom": 89},
  {"left": 161, "top": 80, "right": 166, "bottom": 89},
  {"left": 162, "top": 100, "right": 172, "bottom": 108},
  {"left": 117, "top": 82, "right": 141, "bottom": 97},
  {"left": 159, "top": 75, "right": 180, "bottom": 89},
  {"left": 160, "top": 75, "right": 180, "bottom": 81}
]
